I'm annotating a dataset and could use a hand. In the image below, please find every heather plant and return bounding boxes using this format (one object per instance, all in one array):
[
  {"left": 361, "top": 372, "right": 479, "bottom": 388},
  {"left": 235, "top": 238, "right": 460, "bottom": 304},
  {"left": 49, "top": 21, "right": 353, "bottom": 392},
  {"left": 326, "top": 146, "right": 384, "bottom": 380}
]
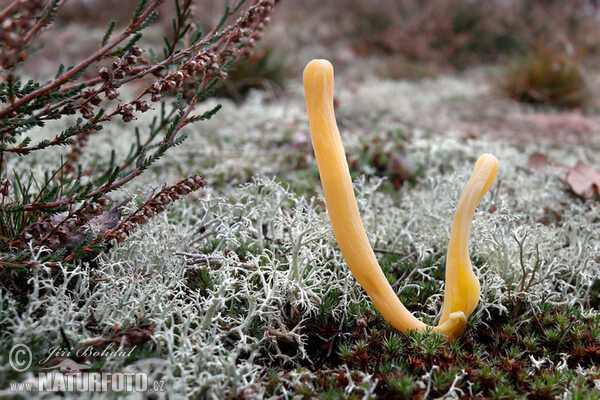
[{"left": 0, "top": 0, "right": 279, "bottom": 273}]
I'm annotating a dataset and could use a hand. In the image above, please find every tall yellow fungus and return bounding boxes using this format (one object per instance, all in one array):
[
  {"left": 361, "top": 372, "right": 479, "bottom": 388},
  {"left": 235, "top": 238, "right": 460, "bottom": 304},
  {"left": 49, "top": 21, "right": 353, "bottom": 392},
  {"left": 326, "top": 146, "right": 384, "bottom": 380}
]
[{"left": 303, "top": 59, "right": 498, "bottom": 341}]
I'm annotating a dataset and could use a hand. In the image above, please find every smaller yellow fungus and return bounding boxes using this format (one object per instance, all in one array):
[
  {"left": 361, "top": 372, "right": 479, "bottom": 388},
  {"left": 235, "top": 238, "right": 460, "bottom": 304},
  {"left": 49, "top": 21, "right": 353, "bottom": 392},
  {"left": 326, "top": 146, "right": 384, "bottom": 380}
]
[{"left": 303, "top": 59, "right": 498, "bottom": 341}]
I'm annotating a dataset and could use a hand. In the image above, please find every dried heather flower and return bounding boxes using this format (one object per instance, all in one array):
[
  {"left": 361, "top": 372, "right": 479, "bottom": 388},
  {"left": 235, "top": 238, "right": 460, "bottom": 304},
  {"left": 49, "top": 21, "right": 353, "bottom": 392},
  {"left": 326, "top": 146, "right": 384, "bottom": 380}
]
[
  {"left": 130, "top": 46, "right": 143, "bottom": 57},
  {"left": 163, "top": 80, "right": 176, "bottom": 92},
  {"left": 151, "top": 82, "right": 162, "bottom": 93},
  {"left": 107, "top": 175, "right": 206, "bottom": 243},
  {"left": 123, "top": 53, "right": 137, "bottom": 65},
  {"left": 114, "top": 69, "right": 127, "bottom": 80},
  {"left": 99, "top": 67, "right": 111, "bottom": 80},
  {"left": 135, "top": 100, "right": 150, "bottom": 112},
  {"left": 81, "top": 88, "right": 94, "bottom": 99},
  {"left": 90, "top": 96, "right": 102, "bottom": 106},
  {"left": 173, "top": 71, "right": 185, "bottom": 82},
  {"left": 80, "top": 107, "right": 94, "bottom": 119},
  {"left": 105, "top": 88, "right": 119, "bottom": 100}
]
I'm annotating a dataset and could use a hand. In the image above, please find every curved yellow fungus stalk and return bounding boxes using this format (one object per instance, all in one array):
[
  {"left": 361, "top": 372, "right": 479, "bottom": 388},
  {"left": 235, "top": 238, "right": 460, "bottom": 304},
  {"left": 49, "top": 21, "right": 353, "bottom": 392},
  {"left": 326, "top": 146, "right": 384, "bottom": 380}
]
[
  {"left": 303, "top": 59, "right": 498, "bottom": 341},
  {"left": 439, "top": 154, "right": 498, "bottom": 328}
]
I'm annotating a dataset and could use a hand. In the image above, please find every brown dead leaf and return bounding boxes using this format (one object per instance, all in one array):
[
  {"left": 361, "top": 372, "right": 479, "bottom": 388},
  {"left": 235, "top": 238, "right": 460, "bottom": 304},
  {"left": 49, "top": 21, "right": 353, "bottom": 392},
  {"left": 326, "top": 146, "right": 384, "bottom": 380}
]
[
  {"left": 48, "top": 200, "right": 128, "bottom": 252},
  {"left": 528, "top": 152, "right": 551, "bottom": 172},
  {"left": 567, "top": 161, "right": 600, "bottom": 200}
]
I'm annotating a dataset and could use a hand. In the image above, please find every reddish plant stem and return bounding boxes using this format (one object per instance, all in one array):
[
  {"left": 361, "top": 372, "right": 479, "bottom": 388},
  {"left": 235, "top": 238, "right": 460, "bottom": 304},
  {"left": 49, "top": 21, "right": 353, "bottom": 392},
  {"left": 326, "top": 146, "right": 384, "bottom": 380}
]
[
  {"left": 3, "top": 127, "right": 95, "bottom": 153},
  {"left": 0, "top": 1, "right": 18, "bottom": 21},
  {"left": 0, "top": 260, "right": 34, "bottom": 268},
  {"left": 58, "top": 64, "right": 153, "bottom": 93},
  {"left": 118, "top": 20, "right": 238, "bottom": 87},
  {"left": 165, "top": 0, "right": 193, "bottom": 57},
  {"left": 0, "top": 25, "right": 222, "bottom": 135}
]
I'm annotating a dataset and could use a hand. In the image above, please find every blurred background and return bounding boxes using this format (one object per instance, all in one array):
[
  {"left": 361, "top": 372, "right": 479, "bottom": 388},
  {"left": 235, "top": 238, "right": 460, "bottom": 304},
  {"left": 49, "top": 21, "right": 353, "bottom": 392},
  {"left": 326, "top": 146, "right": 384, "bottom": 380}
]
[
  {"left": 41, "top": 0, "right": 600, "bottom": 109},
  {"left": 19, "top": 0, "right": 600, "bottom": 148}
]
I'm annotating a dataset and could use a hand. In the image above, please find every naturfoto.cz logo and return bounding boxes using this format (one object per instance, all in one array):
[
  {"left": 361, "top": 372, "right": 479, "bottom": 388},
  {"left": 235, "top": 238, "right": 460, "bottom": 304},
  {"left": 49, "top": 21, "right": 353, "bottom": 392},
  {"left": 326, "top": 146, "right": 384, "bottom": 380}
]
[{"left": 8, "top": 343, "right": 165, "bottom": 393}]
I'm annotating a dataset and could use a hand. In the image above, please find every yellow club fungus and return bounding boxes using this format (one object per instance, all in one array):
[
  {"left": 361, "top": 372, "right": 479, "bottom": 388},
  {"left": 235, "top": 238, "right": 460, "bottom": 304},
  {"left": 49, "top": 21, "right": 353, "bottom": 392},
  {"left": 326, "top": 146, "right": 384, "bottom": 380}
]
[{"left": 303, "top": 59, "right": 498, "bottom": 341}]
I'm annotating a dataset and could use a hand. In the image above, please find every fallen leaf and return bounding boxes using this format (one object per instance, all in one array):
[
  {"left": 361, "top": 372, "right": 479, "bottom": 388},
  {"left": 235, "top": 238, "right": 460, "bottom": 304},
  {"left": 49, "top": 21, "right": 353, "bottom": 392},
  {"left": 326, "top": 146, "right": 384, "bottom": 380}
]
[
  {"left": 567, "top": 161, "right": 600, "bottom": 200},
  {"left": 528, "top": 152, "right": 551, "bottom": 172},
  {"left": 48, "top": 200, "right": 128, "bottom": 252}
]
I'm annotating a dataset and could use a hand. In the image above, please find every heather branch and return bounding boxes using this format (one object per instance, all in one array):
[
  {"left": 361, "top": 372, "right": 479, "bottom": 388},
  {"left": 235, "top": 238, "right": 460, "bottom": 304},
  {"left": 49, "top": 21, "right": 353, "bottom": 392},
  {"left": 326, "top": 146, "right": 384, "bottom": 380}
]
[
  {"left": 49, "top": 174, "right": 205, "bottom": 265},
  {"left": 165, "top": 0, "right": 194, "bottom": 57},
  {"left": 0, "top": 0, "right": 282, "bottom": 269},
  {"left": 114, "top": 0, "right": 270, "bottom": 87},
  {"left": 59, "top": 66, "right": 149, "bottom": 93},
  {"left": 118, "top": 106, "right": 177, "bottom": 171},
  {"left": 0, "top": 0, "right": 164, "bottom": 118},
  {"left": 63, "top": 106, "right": 177, "bottom": 180},
  {"left": 0, "top": 67, "right": 147, "bottom": 133},
  {"left": 0, "top": 0, "right": 274, "bottom": 131},
  {"left": 8, "top": 197, "right": 109, "bottom": 250},
  {"left": 0, "top": 259, "right": 39, "bottom": 269},
  {"left": 2, "top": 119, "right": 101, "bottom": 154},
  {"left": 105, "top": 174, "right": 206, "bottom": 242},
  {"left": 0, "top": 2, "right": 18, "bottom": 21},
  {"left": 18, "top": 94, "right": 196, "bottom": 212}
]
